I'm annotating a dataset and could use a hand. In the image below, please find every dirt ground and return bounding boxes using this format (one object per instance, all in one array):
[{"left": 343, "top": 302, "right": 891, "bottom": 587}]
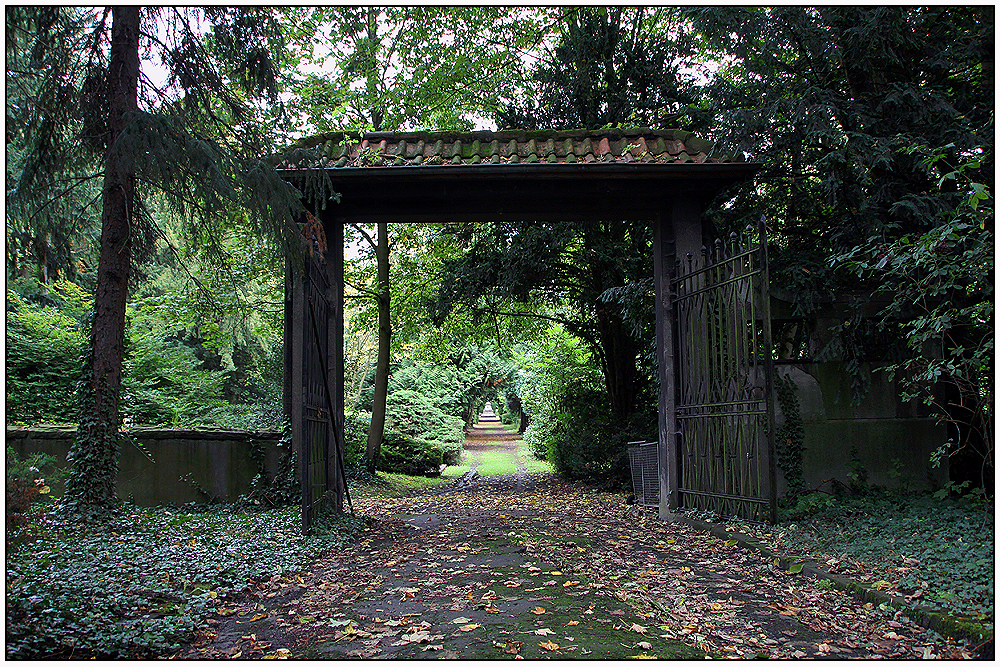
[{"left": 172, "top": 418, "right": 975, "bottom": 660}]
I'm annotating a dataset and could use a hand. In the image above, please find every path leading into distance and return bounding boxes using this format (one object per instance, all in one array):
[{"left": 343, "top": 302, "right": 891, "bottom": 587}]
[{"left": 176, "top": 411, "right": 971, "bottom": 660}]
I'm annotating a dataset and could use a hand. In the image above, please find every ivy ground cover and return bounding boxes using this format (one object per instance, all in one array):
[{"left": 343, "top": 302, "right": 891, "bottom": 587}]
[
  {"left": 5, "top": 504, "right": 366, "bottom": 659},
  {"left": 714, "top": 491, "right": 994, "bottom": 641}
]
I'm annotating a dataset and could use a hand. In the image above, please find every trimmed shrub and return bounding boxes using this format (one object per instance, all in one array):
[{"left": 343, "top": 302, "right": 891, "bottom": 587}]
[
  {"left": 378, "top": 432, "right": 445, "bottom": 476},
  {"left": 385, "top": 389, "right": 464, "bottom": 467}
]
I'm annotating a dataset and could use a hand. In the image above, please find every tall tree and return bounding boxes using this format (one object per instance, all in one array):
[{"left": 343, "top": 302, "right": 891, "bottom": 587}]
[
  {"left": 6, "top": 7, "right": 103, "bottom": 285},
  {"left": 282, "top": 6, "right": 549, "bottom": 134},
  {"left": 8, "top": 7, "right": 312, "bottom": 515},
  {"left": 346, "top": 221, "right": 392, "bottom": 474},
  {"left": 78, "top": 6, "right": 141, "bottom": 511},
  {"left": 494, "top": 6, "right": 705, "bottom": 131}
]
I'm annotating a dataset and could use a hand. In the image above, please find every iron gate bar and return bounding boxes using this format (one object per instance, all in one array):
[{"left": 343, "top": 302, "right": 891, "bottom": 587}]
[
  {"left": 670, "top": 218, "right": 776, "bottom": 523},
  {"left": 677, "top": 489, "right": 771, "bottom": 503},
  {"left": 677, "top": 403, "right": 768, "bottom": 412},
  {"left": 307, "top": 295, "right": 354, "bottom": 516},
  {"left": 675, "top": 264, "right": 763, "bottom": 297},
  {"left": 300, "top": 256, "right": 333, "bottom": 532}
]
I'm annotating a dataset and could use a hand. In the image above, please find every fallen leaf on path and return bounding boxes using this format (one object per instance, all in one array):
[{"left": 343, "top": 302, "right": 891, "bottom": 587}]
[
  {"left": 563, "top": 581, "right": 580, "bottom": 587},
  {"left": 531, "top": 606, "right": 546, "bottom": 615},
  {"left": 539, "top": 641, "right": 560, "bottom": 651},
  {"left": 566, "top": 620, "right": 580, "bottom": 626},
  {"left": 450, "top": 617, "right": 472, "bottom": 624},
  {"left": 630, "top": 653, "right": 657, "bottom": 659},
  {"left": 534, "top": 628, "right": 555, "bottom": 636},
  {"left": 459, "top": 624, "right": 481, "bottom": 632},
  {"left": 630, "top": 623, "right": 649, "bottom": 634}
]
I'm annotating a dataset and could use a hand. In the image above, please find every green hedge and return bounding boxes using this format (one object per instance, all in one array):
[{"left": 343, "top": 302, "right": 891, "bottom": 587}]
[
  {"left": 385, "top": 389, "right": 464, "bottom": 467},
  {"left": 378, "top": 432, "right": 445, "bottom": 476}
]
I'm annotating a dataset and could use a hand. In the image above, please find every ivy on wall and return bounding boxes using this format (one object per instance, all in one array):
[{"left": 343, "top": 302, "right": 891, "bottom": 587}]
[{"left": 774, "top": 372, "right": 805, "bottom": 495}]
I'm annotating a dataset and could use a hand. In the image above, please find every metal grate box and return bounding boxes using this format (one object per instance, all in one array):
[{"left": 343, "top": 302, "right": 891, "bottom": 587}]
[{"left": 627, "top": 441, "right": 659, "bottom": 507}]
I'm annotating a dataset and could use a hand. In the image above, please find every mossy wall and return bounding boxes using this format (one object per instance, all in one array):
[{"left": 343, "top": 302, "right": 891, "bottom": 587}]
[
  {"left": 774, "top": 365, "right": 948, "bottom": 494},
  {"left": 7, "top": 426, "right": 284, "bottom": 505}
]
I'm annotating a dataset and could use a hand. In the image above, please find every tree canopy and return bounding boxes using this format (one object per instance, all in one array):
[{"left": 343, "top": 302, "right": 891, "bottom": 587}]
[{"left": 5, "top": 5, "right": 993, "bottom": 499}]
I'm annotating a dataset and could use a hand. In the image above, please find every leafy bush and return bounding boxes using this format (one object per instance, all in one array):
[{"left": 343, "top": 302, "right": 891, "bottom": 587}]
[
  {"left": 517, "top": 326, "right": 650, "bottom": 487},
  {"left": 531, "top": 384, "right": 637, "bottom": 488},
  {"left": 388, "top": 362, "right": 467, "bottom": 420},
  {"left": 378, "top": 432, "right": 445, "bottom": 477},
  {"left": 121, "top": 305, "right": 233, "bottom": 427},
  {"left": 5, "top": 277, "right": 287, "bottom": 432},
  {"left": 5, "top": 503, "right": 366, "bottom": 659},
  {"left": 5, "top": 447, "right": 61, "bottom": 546},
  {"left": 5, "top": 285, "right": 87, "bottom": 424},
  {"left": 384, "top": 389, "right": 464, "bottom": 467}
]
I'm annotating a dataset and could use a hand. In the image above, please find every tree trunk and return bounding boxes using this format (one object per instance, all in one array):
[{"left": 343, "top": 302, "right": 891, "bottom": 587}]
[
  {"left": 65, "top": 6, "right": 140, "bottom": 513},
  {"left": 595, "top": 304, "right": 637, "bottom": 423},
  {"left": 364, "top": 221, "right": 391, "bottom": 474}
]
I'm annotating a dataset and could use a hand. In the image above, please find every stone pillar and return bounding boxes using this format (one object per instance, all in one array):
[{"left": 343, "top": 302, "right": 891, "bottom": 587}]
[{"left": 653, "top": 198, "right": 707, "bottom": 520}]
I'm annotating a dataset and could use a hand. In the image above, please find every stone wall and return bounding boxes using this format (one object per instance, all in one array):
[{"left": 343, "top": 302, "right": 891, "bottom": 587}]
[
  {"left": 774, "top": 363, "right": 948, "bottom": 494},
  {"left": 769, "top": 289, "right": 949, "bottom": 495},
  {"left": 6, "top": 426, "right": 287, "bottom": 505}
]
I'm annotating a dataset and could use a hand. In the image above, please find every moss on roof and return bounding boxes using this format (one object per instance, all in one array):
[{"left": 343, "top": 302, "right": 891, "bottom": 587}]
[{"left": 281, "top": 128, "right": 738, "bottom": 169}]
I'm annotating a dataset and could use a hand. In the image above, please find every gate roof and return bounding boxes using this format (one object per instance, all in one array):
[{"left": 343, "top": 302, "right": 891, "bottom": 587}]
[{"left": 279, "top": 128, "right": 758, "bottom": 223}]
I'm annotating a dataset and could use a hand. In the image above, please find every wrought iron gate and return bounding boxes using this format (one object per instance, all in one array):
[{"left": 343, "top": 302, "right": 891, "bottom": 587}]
[{"left": 671, "top": 220, "right": 776, "bottom": 523}]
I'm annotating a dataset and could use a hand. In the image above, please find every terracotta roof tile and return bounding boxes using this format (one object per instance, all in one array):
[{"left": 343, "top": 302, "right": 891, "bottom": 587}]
[{"left": 282, "top": 128, "right": 740, "bottom": 170}]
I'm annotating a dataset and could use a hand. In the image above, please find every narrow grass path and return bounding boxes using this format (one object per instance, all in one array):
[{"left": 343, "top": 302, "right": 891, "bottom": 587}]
[{"left": 175, "top": 412, "right": 975, "bottom": 660}]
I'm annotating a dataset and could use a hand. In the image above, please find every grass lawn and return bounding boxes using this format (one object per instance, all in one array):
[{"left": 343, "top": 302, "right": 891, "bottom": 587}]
[{"left": 474, "top": 443, "right": 554, "bottom": 477}]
